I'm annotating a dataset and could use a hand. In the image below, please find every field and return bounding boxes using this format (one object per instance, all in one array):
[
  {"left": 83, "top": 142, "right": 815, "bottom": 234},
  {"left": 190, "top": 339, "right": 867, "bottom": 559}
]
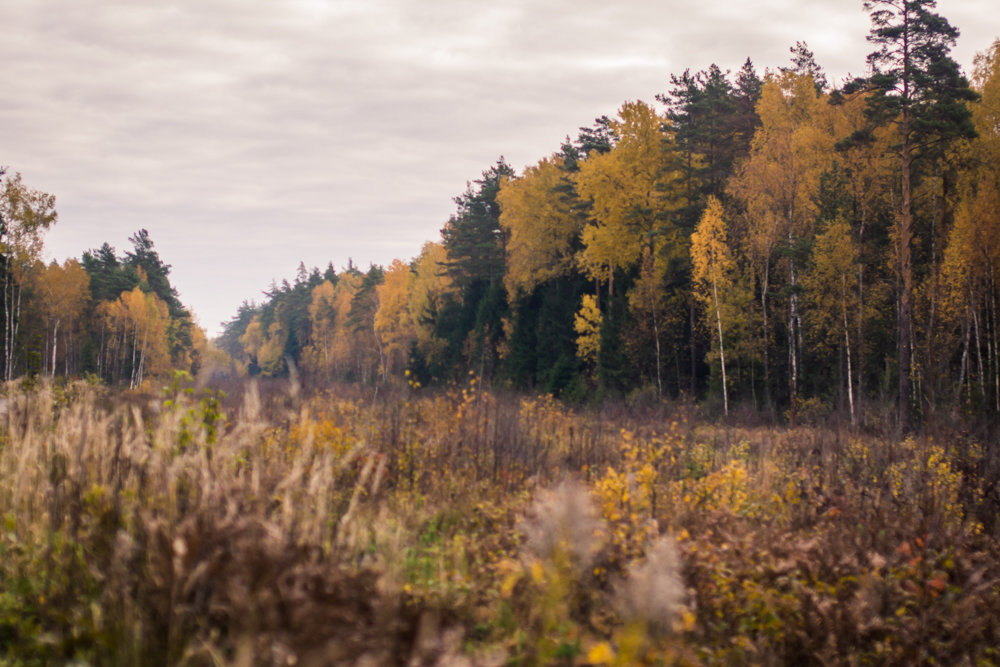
[{"left": 1, "top": 376, "right": 999, "bottom": 665}]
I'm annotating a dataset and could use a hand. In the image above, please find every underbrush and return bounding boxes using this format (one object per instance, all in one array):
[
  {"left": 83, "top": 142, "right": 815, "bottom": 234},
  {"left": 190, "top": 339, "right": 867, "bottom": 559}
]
[{"left": 1, "top": 377, "right": 998, "bottom": 665}]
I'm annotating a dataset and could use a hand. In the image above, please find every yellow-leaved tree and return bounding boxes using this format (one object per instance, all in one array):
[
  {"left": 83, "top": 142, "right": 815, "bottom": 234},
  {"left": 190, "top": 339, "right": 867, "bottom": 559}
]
[
  {"left": 312, "top": 270, "right": 383, "bottom": 383},
  {"left": 239, "top": 311, "right": 286, "bottom": 378},
  {"left": 826, "top": 82, "right": 895, "bottom": 418},
  {"left": 691, "top": 196, "right": 735, "bottom": 415},
  {"left": 303, "top": 280, "right": 337, "bottom": 377},
  {"left": 375, "top": 259, "right": 415, "bottom": 376},
  {"left": 29, "top": 259, "right": 90, "bottom": 377},
  {"left": 575, "top": 100, "right": 676, "bottom": 301},
  {"left": 803, "top": 220, "right": 861, "bottom": 423},
  {"left": 627, "top": 247, "right": 674, "bottom": 397},
  {"left": 99, "top": 287, "right": 170, "bottom": 389},
  {"left": 728, "top": 71, "right": 834, "bottom": 413},
  {"left": 939, "top": 192, "right": 999, "bottom": 405},
  {"left": 940, "top": 39, "right": 1000, "bottom": 407},
  {"left": 0, "top": 172, "right": 57, "bottom": 380},
  {"left": 573, "top": 293, "right": 602, "bottom": 380},
  {"left": 498, "top": 156, "right": 583, "bottom": 299},
  {"left": 406, "top": 242, "right": 452, "bottom": 368}
]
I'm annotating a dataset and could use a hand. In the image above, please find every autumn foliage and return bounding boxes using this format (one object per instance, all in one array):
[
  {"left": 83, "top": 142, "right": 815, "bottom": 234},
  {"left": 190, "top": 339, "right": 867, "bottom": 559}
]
[
  {"left": 2, "top": 6, "right": 1000, "bottom": 664},
  {"left": 1, "top": 378, "right": 999, "bottom": 664},
  {"left": 213, "top": 34, "right": 1000, "bottom": 428}
]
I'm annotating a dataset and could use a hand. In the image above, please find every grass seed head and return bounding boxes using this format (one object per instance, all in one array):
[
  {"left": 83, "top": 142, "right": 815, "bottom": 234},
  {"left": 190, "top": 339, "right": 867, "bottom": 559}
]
[
  {"left": 616, "top": 534, "right": 685, "bottom": 636},
  {"left": 520, "top": 478, "right": 604, "bottom": 571}
]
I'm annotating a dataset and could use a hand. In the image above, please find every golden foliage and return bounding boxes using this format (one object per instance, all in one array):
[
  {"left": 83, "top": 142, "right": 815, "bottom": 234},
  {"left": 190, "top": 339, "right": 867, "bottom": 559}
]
[
  {"left": 374, "top": 258, "right": 415, "bottom": 374},
  {"left": 29, "top": 259, "right": 90, "bottom": 376},
  {"left": 803, "top": 219, "right": 860, "bottom": 354},
  {"left": 99, "top": 286, "right": 171, "bottom": 388},
  {"left": 576, "top": 100, "right": 676, "bottom": 289},
  {"left": 2, "top": 374, "right": 999, "bottom": 664},
  {"left": 498, "top": 156, "right": 582, "bottom": 297},
  {"left": 691, "top": 196, "right": 734, "bottom": 303},
  {"left": 573, "top": 293, "right": 602, "bottom": 371},
  {"left": 302, "top": 279, "right": 337, "bottom": 375},
  {"left": 406, "top": 242, "right": 452, "bottom": 362}
]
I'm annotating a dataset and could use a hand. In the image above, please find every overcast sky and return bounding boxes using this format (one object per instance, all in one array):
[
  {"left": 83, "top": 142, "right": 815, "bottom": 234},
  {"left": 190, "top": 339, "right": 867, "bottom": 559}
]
[{"left": 2, "top": 0, "right": 996, "bottom": 336}]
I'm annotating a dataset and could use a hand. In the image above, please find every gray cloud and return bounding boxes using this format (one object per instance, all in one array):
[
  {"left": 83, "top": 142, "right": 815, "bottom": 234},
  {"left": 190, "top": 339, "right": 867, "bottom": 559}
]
[{"left": 2, "top": 0, "right": 995, "bottom": 335}]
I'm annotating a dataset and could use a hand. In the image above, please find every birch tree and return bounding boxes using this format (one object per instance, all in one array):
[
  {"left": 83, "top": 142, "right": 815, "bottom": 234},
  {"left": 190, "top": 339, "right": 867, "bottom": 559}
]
[
  {"left": 29, "top": 259, "right": 90, "bottom": 377},
  {"left": 691, "top": 197, "right": 736, "bottom": 415},
  {"left": 0, "top": 171, "right": 57, "bottom": 380}
]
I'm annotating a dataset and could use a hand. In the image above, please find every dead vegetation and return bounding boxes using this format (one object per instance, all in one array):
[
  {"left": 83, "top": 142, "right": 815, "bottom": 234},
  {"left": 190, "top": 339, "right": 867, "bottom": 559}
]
[{"left": 1, "top": 377, "right": 999, "bottom": 665}]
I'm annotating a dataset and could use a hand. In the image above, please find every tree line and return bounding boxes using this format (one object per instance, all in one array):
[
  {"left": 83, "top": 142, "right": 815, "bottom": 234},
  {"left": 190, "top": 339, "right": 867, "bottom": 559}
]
[
  {"left": 226, "top": 2, "right": 995, "bottom": 425},
  {"left": 0, "top": 171, "right": 205, "bottom": 386},
  {"left": 221, "top": 1, "right": 999, "bottom": 426}
]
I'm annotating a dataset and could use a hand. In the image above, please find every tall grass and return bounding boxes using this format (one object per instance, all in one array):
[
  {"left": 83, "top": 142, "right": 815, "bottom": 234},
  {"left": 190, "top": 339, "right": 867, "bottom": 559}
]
[{"left": 1, "top": 377, "right": 999, "bottom": 665}]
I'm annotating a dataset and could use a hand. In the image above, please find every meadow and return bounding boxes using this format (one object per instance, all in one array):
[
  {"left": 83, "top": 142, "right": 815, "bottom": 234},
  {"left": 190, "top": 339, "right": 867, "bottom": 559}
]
[{"left": 1, "top": 375, "right": 999, "bottom": 665}]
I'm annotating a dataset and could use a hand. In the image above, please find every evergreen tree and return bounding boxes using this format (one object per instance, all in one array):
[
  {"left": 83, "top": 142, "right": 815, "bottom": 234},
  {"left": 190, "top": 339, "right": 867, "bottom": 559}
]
[
  {"left": 124, "top": 229, "right": 184, "bottom": 316},
  {"left": 845, "top": 0, "right": 978, "bottom": 428},
  {"left": 782, "top": 41, "right": 828, "bottom": 93},
  {"left": 659, "top": 62, "right": 759, "bottom": 226},
  {"left": 575, "top": 116, "right": 617, "bottom": 158},
  {"left": 439, "top": 159, "right": 515, "bottom": 380},
  {"left": 218, "top": 300, "right": 258, "bottom": 360},
  {"left": 733, "top": 58, "right": 764, "bottom": 154},
  {"left": 82, "top": 243, "right": 138, "bottom": 303},
  {"left": 440, "top": 158, "right": 515, "bottom": 291}
]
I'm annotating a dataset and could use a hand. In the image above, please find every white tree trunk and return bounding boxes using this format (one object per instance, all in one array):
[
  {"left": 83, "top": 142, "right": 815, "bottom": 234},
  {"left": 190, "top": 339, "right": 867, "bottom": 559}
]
[
  {"left": 51, "top": 318, "right": 60, "bottom": 378},
  {"left": 712, "top": 279, "right": 729, "bottom": 416}
]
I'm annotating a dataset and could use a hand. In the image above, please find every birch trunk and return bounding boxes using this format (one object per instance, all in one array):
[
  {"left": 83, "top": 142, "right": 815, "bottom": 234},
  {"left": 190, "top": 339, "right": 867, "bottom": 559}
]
[{"left": 712, "top": 279, "right": 729, "bottom": 416}]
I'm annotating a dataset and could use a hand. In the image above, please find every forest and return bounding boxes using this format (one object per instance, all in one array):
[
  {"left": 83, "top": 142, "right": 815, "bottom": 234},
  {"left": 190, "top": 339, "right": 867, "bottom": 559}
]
[
  {"left": 0, "top": 173, "right": 208, "bottom": 389},
  {"left": 206, "top": 20, "right": 1000, "bottom": 432},
  {"left": 0, "top": 4, "right": 996, "bottom": 431},
  {"left": 2, "top": 1, "right": 1000, "bottom": 664}
]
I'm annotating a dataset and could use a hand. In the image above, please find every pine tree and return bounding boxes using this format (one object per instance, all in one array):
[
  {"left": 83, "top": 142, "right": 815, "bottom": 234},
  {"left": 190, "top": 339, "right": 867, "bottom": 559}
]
[
  {"left": 439, "top": 159, "right": 514, "bottom": 380},
  {"left": 782, "top": 41, "right": 828, "bottom": 93},
  {"left": 846, "top": 0, "right": 978, "bottom": 428}
]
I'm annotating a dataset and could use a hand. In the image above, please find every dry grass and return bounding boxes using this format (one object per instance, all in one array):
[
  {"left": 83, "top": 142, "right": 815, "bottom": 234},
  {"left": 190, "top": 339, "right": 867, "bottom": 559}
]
[{"left": 1, "top": 377, "right": 999, "bottom": 665}]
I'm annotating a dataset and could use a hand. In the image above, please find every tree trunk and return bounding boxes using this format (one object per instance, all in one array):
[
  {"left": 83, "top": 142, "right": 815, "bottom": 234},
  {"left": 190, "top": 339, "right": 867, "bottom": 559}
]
[
  {"left": 138, "top": 325, "right": 148, "bottom": 389},
  {"left": 130, "top": 324, "right": 140, "bottom": 389},
  {"left": 786, "top": 199, "right": 800, "bottom": 423},
  {"left": 373, "top": 311, "right": 386, "bottom": 384},
  {"left": 788, "top": 254, "right": 800, "bottom": 424},
  {"left": 3, "top": 264, "right": 12, "bottom": 381},
  {"left": 690, "top": 292, "right": 697, "bottom": 397},
  {"left": 924, "top": 169, "right": 943, "bottom": 409},
  {"left": 712, "top": 279, "right": 729, "bottom": 416},
  {"left": 652, "top": 311, "right": 662, "bottom": 399},
  {"left": 64, "top": 322, "right": 72, "bottom": 377},
  {"left": 990, "top": 271, "right": 1000, "bottom": 412},
  {"left": 11, "top": 282, "right": 22, "bottom": 380},
  {"left": 956, "top": 305, "right": 971, "bottom": 405},
  {"left": 2, "top": 272, "right": 8, "bottom": 381},
  {"left": 761, "top": 262, "right": 772, "bottom": 412},
  {"left": 898, "top": 84, "right": 915, "bottom": 431},
  {"left": 3, "top": 274, "right": 17, "bottom": 382},
  {"left": 973, "top": 307, "right": 985, "bottom": 401},
  {"left": 857, "top": 262, "right": 865, "bottom": 426},
  {"left": 843, "top": 279, "right": 855, "bottom": 426},
  {"left": 51, "top": 319, "right": 59, "bottom": 378}
]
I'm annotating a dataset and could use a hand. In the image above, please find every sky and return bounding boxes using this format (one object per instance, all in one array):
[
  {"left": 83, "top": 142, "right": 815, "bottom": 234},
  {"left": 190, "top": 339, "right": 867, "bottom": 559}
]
[{"left": 2, "top": 0, "right": 997, "bottom": 337}]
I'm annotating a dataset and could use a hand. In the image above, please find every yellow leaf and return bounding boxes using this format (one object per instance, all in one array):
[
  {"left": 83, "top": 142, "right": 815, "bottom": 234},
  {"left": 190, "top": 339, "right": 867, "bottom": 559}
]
[
  {"left": 529, "top": 559, "right": 546, "bottom": 585},
  {"left": 500, "top": 572, "right": 520, "bottom": 598},
  {"left": 586, "top": 641, "right": 616, "bottom": 665}
]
